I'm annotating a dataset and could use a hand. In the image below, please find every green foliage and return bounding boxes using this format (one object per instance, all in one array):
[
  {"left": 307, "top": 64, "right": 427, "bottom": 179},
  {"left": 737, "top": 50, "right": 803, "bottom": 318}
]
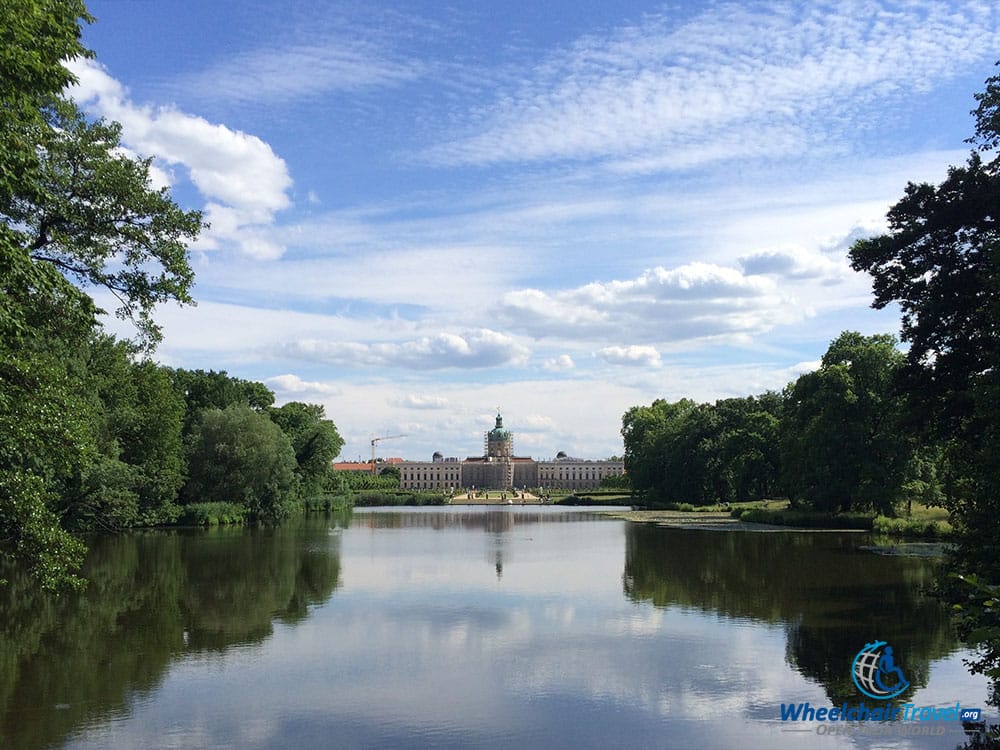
[
  {"left": 177, "top": 502, "right": 248, "bottom": 527},
  {"left": 850, "top": 154, "right": 1000, "bottom": 441},
  {"left": 0, "top": 2, "right": 209, "bottom": 589},
  {"left": 600, "top": 472, "right": 631, "bottom": 490},
  {"left": 0, "top": 2, "right": 354, "bottom": 593},
  {"left": 7, "top": 98, "right": 201, "bottom": 349},
  {"left": 57, "top": 336, "right": 186, "bottom": 531},
  {"left": 378, "top": 465, "right": 401, "bottom": 481},
  {"left": 849, "top": 64, "right": 1000, "bottom": 702},
  {"left": 184, "top": 405, "right": 300, "bottom": 523},
  {"left": 0, "top": 268, "right": 95, "bottom": 590},
  {"left": 0, "top": 473, "right": 86, "bottom": 591},
  {"left": 555, "top": 494, "right": 634, "bottom": 507},
  {"left": 947, "top": 574, "right": 1000, "bottom": 708},
  {"left": 302, "top": 494, "right": 353, "bottom": 512},
  {"left": 871, "top": 515, "right": 951, "bottom": 539},
  {"left": 781, "top": 332, "right": 910, "bottom": 515},
  {"left": 170, "top": 369, "right": 276, "bottom": 435},
  {"left": 622, "top": 394, "right": 782, "bottom": 506},
  {"left": 621, "top": 332, "right": 935, "bottom": 518},
  {"left": 268, "top": 402, "right": 344, "bottom": 496},
  {"left": 0, "top": 0, "right": 91, "bottom": 219},
  {"left": 334, "top": 470, "right": 399, "bottom": 492},
  {"left": 352, "top": 491, "right": 447, "bottom": 507},
  {"left": 734, "top": 507, "right": 874, "bottom": 530}
]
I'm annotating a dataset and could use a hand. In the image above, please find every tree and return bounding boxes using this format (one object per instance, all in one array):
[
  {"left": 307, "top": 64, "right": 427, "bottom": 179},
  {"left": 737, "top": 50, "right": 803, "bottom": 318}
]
[
  {"left": 5, "top": 98, "right": 201, "bottom": 349},
  {"left": 1, "top": 0, "right": 94, "bottom": 341},
  {"left": 268, "top": 402, "right": 344, "bottom": 497},
  {"left": 850, "top": 64, "right": 1000, "bottom": 699},
  {"left": 378, "top": 465, "right": 401, "bottom": 481},
  {"left": 622, "top": 396, "right": 783, "bottom": 506},
  {"left": 184, "top": 405, "right": 299, "bottom": 523},
  {"left": 171, "top": 369, "right": 275, "bottom": 436},
  {"left": 1, "top": 2, "right": 204, "bottom": 589},
  {"left": 1, "top": 0, "right": 92, "bottom": 590},
  {"left": 715, "top": 395, "right": 782, "bottom": 503},
  {"left": 54, "top": 336, "right": 186, "bottom": 531},
  {"left": 780, "top": 332, "right": 909, "bottom": 514},
  {"left": 849, "top": 154, "right": 999, "bottom": 437},
  {"left": 622, "top": 399, "right": 690, "bottom": 501}
]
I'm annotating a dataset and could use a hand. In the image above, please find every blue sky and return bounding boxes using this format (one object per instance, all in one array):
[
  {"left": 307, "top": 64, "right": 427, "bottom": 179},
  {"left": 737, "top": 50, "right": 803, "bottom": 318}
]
[{"left": 70, "top": 0, "right": 1000, "bottom": 462}]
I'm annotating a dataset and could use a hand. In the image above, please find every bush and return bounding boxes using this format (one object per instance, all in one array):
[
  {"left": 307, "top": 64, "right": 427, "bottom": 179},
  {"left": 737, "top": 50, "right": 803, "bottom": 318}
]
[
  {"left": 303, "top": 493, "right": 353, "bottom": 512},
  {"left": 353, "top": 491, "right": 447, "bottom": 507},
  {"left": 176, "top": 502, "right": 247, "bottom": 526},
  {"left": 734, "top": 507, "right": 874, "bottom": 530},
  {"left": 556, "top": 494, "right": 632, "bottom": 506},
  {"left": 872, "top": 515, "right": 952, "bottom": 538}
]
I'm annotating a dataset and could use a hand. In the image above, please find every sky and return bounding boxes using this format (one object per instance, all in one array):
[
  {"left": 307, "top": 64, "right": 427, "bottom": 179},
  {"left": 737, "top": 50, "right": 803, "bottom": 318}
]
[{"left": 68, "top": 0, "right": 1000, "bottom": 463}]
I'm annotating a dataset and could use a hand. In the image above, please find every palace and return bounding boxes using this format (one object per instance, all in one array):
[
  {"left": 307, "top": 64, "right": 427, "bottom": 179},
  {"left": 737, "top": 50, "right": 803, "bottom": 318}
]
[{"left": 396, "top": 412, "right": 625, "bottom": 491}]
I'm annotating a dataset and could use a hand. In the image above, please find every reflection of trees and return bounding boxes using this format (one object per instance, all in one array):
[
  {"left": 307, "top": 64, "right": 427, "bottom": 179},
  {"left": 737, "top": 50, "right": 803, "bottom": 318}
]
[
  {"left": 0, "top": 515, "right": 341, "bottom": 750},
  {"left": 623, "top": 524, "right": 957, "bottom": 705}
]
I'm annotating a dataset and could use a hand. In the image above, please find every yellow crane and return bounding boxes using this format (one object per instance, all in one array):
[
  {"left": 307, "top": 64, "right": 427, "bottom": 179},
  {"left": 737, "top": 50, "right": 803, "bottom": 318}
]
[{"left": 370, "top": 434, "right": 406, "bottom": 475}]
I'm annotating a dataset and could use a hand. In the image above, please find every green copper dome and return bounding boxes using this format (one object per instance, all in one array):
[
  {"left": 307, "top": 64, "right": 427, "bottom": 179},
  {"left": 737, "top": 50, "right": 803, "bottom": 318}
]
[{"left": 488, "top": 412, "right": 510, "bottom": 440}]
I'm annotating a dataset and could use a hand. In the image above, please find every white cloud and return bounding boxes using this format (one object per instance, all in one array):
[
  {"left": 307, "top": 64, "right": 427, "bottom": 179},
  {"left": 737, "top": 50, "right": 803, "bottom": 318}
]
[
  {"left": 786, "top": 360, "right": 822, "bottom": 378},
  {"left": 394, "top": 394, "right": 450, "bottom": 410},
  {"left": 423, "top": 0, "right": 1000, "bottom": 169},
  {"left": 65, "top": 58, "right": 293, "bottom": 258},
  {"left": 176, "top": 39, "right": 425, "bottom": 106},
  {"left": 264, "top": 374, "right": 341, "bottom": 397},
  {"left": 597, "top": 345, "right": 662, "bottom": 368},
  {"left": 739, "top": 244, "right": 848, "bottom": 282},
  {"left": 282, "top": 329, "right": 530, "bottom": 370},
  {"left": 520, "top": 414, "right": 557, "bottom": 432},
  {"left": 501, "top": 262, "right": 802, "bottom": 345},
  {"left": 543, "top": 354, "right": 575, "bottom": 371},
  {"left": 818, "top": 222, "right": 883, "bottom": 256}
]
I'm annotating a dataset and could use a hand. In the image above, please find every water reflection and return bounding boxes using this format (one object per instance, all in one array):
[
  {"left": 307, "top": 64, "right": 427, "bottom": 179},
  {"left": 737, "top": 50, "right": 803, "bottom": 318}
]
[
  {"left": 355, "top": 507, "right": 616, "bottom": 531},
  {"left": 623, "top": 524, "right": 957, "bottom": 705},
  {"left": 354, "top": 507, "right": 622, "bottom": 582},
  {"left": 0, "top": 516, "right": 343, "bottom": 750},
  {"left": 0, "top": 510, "right": 987, "bottom": 750}
]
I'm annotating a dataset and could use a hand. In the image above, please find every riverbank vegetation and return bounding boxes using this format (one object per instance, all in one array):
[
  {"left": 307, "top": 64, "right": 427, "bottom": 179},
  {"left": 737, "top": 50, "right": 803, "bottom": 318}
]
[
  {"left": 622, "top": 330, "right": 929, "bottom": 517},
  {"left": 726, "top": 500, "right": 952, "bottom": 538},
  {"left": 622, "top": 63, "right": 1000, "bottom": 703},
  {"left": 0, "top": 1, "right": 353, "bottom": 586}
]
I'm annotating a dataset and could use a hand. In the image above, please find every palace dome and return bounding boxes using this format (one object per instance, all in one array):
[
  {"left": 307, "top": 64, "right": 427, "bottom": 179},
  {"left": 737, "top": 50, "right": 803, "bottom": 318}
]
[{"left": 488, "top": 412, "right": 510, "bottom": 440}]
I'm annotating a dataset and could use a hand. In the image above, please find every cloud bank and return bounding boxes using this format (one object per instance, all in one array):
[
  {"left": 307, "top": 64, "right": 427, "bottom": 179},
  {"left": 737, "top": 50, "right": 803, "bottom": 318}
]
[{"left": 66, "top": 58, "right": 293, "bottom": 259}]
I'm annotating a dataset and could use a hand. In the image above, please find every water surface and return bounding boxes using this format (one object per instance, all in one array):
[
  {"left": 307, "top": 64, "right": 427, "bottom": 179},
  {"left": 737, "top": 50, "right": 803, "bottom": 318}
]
[{"left": 0, "top": 508, "right": 988, "bottom": 749}]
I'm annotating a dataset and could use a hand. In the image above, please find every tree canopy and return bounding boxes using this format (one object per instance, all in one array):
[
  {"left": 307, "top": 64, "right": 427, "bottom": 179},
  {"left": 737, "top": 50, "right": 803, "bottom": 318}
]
[
  {"left": 782, "top": 332, "right": 909, "bottom": 515},
  {"left": 184, "top": 405, "right": 300, "bottom": 524},
  {"left": 622, "top": 394, "right": 781, "bottom": 507},
  {"left": 0, "top": 0, "right": 356, "bottom": 589},
  {"left": 850, "top": 63, "right": 1000, "bottom": 701},
  {"left": 7, "top": 98, "right": 202, "bottom": 348}
]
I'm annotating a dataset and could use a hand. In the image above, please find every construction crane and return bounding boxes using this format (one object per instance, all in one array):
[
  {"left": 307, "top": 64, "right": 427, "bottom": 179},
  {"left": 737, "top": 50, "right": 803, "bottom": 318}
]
[{"left": 370, "top": 434, "right": 406, "bottom": 474}]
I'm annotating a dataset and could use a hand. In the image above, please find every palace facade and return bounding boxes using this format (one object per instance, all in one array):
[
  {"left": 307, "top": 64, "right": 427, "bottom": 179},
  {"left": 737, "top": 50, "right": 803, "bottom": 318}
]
[{"left": 396, "top": 412, "right": 625, "bottom": 491}]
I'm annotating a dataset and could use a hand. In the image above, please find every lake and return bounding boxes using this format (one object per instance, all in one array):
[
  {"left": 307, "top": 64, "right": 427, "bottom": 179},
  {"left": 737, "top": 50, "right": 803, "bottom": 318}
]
[{"left": 0, "top": 507, "right": 989, "bottom": 749}]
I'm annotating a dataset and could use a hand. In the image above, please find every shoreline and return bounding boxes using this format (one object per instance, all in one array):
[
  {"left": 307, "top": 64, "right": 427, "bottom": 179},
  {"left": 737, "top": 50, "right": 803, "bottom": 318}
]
[{"left": 594, "top": 508, "right": 874, "bottom": 533}]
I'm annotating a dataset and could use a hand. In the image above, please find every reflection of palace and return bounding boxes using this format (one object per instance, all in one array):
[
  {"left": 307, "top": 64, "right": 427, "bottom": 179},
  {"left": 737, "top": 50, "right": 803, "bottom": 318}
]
[{"left": 397, "top": 412, "right": 625, "bottom": 491}]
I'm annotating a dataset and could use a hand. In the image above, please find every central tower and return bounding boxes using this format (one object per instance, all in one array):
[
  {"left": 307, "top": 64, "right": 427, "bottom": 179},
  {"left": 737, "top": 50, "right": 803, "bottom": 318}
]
[{"left": 484, "top": 411, "right": 514, "bottom": 488}]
